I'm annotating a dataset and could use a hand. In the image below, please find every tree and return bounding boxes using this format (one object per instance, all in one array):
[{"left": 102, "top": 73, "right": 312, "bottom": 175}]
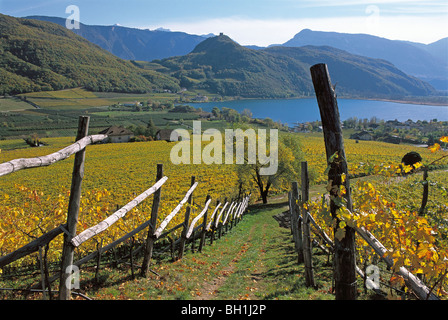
[
  {"left": 146, "top": 118, "right": 158, "bottom": 139},
  {"left": 237, "top": 133, "right": 305, "bottom": 204},
  {"left": 241, "top": 108, "right": 253, "bottom": 119},
  {"left": 211, "top": 107, "right": 221, "bottom": 119}
]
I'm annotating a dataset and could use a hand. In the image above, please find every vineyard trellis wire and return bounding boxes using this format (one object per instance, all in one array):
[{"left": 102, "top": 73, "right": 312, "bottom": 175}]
[{"left": 0, "top": 116, "right": 251, "bottom": 300}]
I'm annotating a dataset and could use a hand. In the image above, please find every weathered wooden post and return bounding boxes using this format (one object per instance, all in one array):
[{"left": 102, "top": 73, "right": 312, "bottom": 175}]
[
  {"left": 301, "top": 161, "right": 316, "bottom": 288},
  {"left": 178, "top": 176, "right": 195, "bottom": 260},
  {"left": 310, "top": 63, "right": 357, "bottom": 300},
  {"left": 218, "top": 198, "right": 227, "bottom": 239},
  {"left": 210, "top": 200, "right": 220, "bottom": 245},
  {"left": 141, "top": 164, "right": 163, "bottom": 277},
  {"left": 199, "top": 195, "right": 211, "bottom": 252},
  {"left": 95, "top": 239, "right": 103, "bottom": 283},
  {"left": 419, "top": 167, "right": 429, "bottom": 216},
  {"left": 38, "top": 246, "right": 47, "bottom": 300},
  {"left": 288, "top": 191, "right": 293, "bottom": 235},
  {"left": 291, "top": 182, "right": 304, "bottom": 263},
  {"left": 59, "top": 116, "right": 89, "bottom": 300}
]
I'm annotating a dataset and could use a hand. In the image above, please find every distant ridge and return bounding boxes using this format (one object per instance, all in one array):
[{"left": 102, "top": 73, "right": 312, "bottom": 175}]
[
  {"left": 0, "top": 14, "right": 180, "bottom": 95},
  {"left": 282, "top": 29, "right": 448, "bottom": 91},
  {"left": 25, "top": 15, "right": 211, "bottom": 61},
  {"left": 147, "top": 34, "right": 435, "bottom": 99}
]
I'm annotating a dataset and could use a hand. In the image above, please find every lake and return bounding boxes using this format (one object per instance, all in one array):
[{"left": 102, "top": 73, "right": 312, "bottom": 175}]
[{"left": 189, "top": 98, "right": 448, "bottom": 125}]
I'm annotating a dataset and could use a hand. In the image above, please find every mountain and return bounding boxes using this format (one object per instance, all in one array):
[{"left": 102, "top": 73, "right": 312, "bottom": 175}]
[
  {"left": 0, "top": 14, "right": 180, "bottom": 95},
  {"left": 148, "top": 34, "right": 435, "bottom": 99},
  {"left": 25, "top": 16, "right": 211, "bottom": 61},
  {"left": 282, "top": 29, "right": 448, "bottom": 91}
]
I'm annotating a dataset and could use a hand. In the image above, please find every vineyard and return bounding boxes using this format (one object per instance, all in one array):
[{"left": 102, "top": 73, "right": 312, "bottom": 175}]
[
  {"left": 0, "top": 138, "right": 244, "bottom": 266},
  {"left": 1, "top": 99, "right": 448, "bottom": 299},
  {"left": 1, "top": 129, "right": 447, "bottom": 299},
  {"left": 0, "top": 119, "right": 255, "bottom": 300},
  {"left": 298, "top": 132, "right": 447, "bottom": 183}
]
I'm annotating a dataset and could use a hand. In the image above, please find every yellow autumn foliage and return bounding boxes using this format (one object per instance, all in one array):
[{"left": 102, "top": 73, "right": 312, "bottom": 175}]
[{"left": 0, "top": 138, "right": 241, "bottom": 266}]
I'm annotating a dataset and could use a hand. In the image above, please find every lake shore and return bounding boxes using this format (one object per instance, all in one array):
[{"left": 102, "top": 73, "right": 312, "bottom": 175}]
[
  {"left": 216, "top": 95, "right": 448, "bottom": 107},
  {"left": 189, "top": 97, "right": 448, "bottom": 123},
  {"left": 362, "top": 97, "right": 448, "bottom": 107}
]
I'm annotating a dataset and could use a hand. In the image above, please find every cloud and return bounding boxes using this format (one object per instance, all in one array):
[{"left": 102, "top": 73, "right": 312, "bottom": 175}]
[
  {"left": 144, "top": 14, "right": 447, "bottom": 46},
  {"left": 298, "top": 0, "right": 436, "bottom": 7}
]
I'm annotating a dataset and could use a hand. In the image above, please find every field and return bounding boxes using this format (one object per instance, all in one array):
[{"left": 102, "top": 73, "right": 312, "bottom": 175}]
[
  {"left": 0, "top": 88, "right": 206, "bottom": 139},
  {"left": 0, "top": 97, "right": 34, "bottom": 112},
  {"left": 297, "top": 132, "right": 445, "bottom": 183}
]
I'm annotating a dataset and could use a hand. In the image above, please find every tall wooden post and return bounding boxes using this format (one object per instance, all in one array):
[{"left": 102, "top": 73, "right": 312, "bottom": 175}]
[
  {"left": 59, "top": 116, "right": 89, "bottom": 300},
  {"left": 291, "top": 182, "right": 303, "bottom": 264},
  {"left": 310, "top": 63, "right": 357, "bottom": 300},
  {"left": 301, "top": 161, "right": 316, "bottom": 288},
  {"left": 178, "top": 176, "right": 195, "bottom": 260},
  {"left": 141, "top": 164, "right": 163, "bottom": 277}
]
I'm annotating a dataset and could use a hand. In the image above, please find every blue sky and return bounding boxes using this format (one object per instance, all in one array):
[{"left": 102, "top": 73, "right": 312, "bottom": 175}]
[{"left": 1, "top": 0, "right": 447, "bottom": 46}]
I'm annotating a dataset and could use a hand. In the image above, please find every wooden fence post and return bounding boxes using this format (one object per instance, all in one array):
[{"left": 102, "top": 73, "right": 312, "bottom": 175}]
[
  {"left": 310, "top": 63, "right": 357, "bottom": 300},
  {"left": 199, "top": 195, "right": 211, "bottom": 252},
  {"left": 59, "top": 116, "right": 89, "bottom": 300},
  {"left": 178, "top": 176, "right": 195, "bottom": 260},
  {"left": 38, "top": 246, "right": 47, "bottom": 300},
  {"left": 141, "top": 164, "right": 163, "bottom": 277},
  {"left": 301, "top": 161, "right": 316, "bottom": 288},
  {"left": 210, "top": 200, "right": 221, "bottom": 245},
  {"left": 288, "top": 191, "right": 294, "bottom": 235},
  {"left": 291, "top": 182, "right": 303, "bottom": 263}
]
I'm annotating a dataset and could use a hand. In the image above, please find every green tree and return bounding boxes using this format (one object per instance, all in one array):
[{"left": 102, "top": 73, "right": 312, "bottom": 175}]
[
  {"left": 237, "top": 133, "right": 305, "bottom": 204},
  {"left": 146, "top": 118, "right": 158, "bottom": 139},
  {"left": 212, "top": 106, "right": 221, "bottom": 118}
]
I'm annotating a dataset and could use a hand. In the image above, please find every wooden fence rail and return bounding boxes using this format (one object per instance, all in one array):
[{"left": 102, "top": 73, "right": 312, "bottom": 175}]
[
  {"left": 154, "top": 182, "right": 199, "bottom": 238},
  {"left": 186, "top": 197, "right": 212, "bottom": 239},
  {"left": 0, "top": 224, "right": 67, "bottom": 268},
  {"left": 1, "top": 117, "right": 252, "bottom": 299},
  {"left": 285, "top": 164, "right": 439, "bottom": 300},
  {"left": 0, "top": 134, "right": 107, "bottom": 177},
  {"left": 70, "top": 176, "right": 169, "bottom": 247},
  {"left": 32, "top": 190, "right": 251, "bottom": 292}
]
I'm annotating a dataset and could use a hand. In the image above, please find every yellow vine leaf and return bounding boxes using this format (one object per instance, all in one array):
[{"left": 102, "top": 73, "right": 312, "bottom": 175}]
[{"left": 429, "top": 143, "right": 441, "bottom": 153}]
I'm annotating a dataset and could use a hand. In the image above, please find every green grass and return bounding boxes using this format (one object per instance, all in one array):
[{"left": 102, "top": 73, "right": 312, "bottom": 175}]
[
  {"left": 0, "top": 97, "right": 33, "bottom": 112},
  {"left": 77, "top": 204, "right": 336, "bottom": 300},
  {"left": 97, "top": 205, "right": 336, "bottom": 300},
  {"left": 0, "top": 138, "right": 31, "bottom": 151}
]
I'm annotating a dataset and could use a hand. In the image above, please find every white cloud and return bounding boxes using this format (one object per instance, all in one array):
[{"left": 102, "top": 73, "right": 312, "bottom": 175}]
[
  {"left": 298, "top": 0, "right": 436, "bottom": 7},
  {"left": 144, "top": 13, "right": 447, "bottom": 46}
]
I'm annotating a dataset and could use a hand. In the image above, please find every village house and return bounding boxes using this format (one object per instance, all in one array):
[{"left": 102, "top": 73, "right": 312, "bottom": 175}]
[
  {"left": 155, "top": 129, "right": 178, "bottom": 142},
  {"left": 199, "top": 111, "right": 215, "bottom": 120},
  {"left": 192, "top": 95, "right": 209, "bottom": 102},
  {"left": 99, "top": 126, "right": 134, "bottom": 143},
  {"left": 350, "top": 130, "right": 373, "bottom": 141}
]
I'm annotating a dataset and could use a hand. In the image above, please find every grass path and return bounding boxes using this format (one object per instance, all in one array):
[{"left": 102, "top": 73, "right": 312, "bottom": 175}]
[{"left": 83, "top": 203, "right": 334, "bottom": 300}]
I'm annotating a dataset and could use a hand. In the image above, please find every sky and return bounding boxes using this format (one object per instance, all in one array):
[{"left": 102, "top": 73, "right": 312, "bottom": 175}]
[{"left": 1, "top": 0, "right": 447, "bottom": 46}]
